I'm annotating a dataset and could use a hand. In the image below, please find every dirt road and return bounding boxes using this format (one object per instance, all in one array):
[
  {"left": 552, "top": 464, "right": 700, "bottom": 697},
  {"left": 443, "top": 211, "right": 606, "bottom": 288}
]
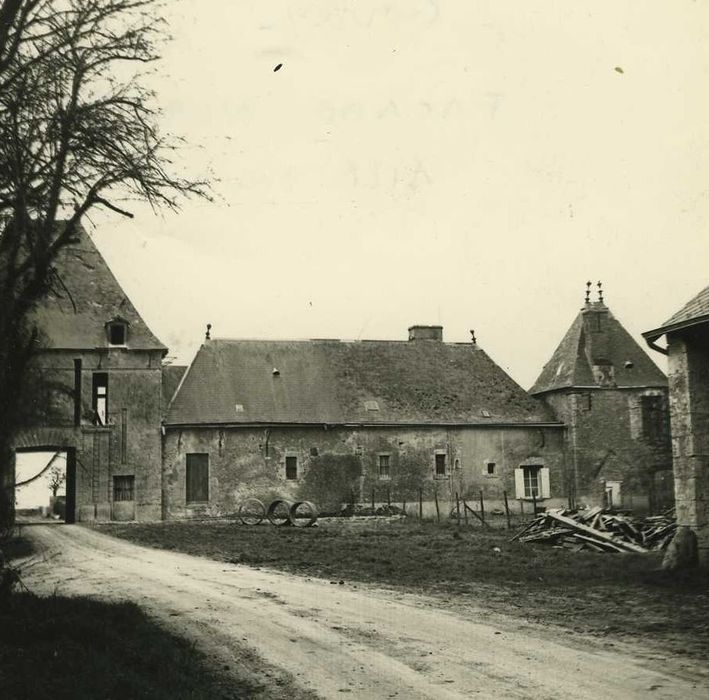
[{"left": 18, "top": 524, "right": 708, "bottom": 699}]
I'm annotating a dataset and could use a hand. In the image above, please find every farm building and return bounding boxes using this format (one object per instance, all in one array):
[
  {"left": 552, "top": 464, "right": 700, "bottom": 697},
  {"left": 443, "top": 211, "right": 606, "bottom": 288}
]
[
  {"left": 644, "top": 283, "right": 709, "bottom": 564},
  {"left": 8, "top": 229, "right": 677, "bottom": 521},
  {"left": 531, "top": 288, "right": 673, "bottom": 511},
  {"left": 9, "top": 226, "right": 166, "bottom": 523},
  {"left": 162, "top": 329, "right": 568, "bottom": 518}
]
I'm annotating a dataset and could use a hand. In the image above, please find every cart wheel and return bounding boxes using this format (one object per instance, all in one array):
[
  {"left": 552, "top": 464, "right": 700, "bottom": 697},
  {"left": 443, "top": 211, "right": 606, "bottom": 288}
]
[
  {"left": 290, "top": 500, "right": 318, "bottom": 527},
  {"left": 238, "top": 498, "right": 266, "bottom": 525},
  {"left": 267, "top": 499, "right": 294, "bottom": 526}
]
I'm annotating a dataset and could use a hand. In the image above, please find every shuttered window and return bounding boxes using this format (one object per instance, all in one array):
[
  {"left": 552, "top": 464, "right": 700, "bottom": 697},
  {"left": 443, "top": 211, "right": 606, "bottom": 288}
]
[
  {"left": 186, "top": 453, "right": 209, "bottom": 503},
  {"left": 515, "top": 466, "right": 551, "bottom": 499}
]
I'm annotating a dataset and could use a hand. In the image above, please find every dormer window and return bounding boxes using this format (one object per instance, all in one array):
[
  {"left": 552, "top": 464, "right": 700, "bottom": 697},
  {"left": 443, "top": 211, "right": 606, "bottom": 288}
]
[{"left": 106, "top": 318, "right": 128, "bottom": 346}]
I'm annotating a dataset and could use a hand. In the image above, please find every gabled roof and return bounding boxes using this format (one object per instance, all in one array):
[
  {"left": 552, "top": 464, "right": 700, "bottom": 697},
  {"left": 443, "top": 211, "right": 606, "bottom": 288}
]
[
  {"left": 531, "top": 302, "right": 666, "bottom": 394},
  {"left": 643, "top": 283, "right": 709, "bottom": 343},
  {"left": 27, "top": 225, "right": 166, "bottom": 352},
  {"left": 166, "top": 338, "right": 558, "bottom": 427}
]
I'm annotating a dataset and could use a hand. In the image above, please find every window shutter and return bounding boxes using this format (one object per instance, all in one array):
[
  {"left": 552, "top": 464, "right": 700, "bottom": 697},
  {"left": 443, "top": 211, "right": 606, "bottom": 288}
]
[
  {"left": 514, "top": 468, "right": 525, "bottom": 499},
  {"left": 540, "top": 467, "right": 551, "bottom": 499}
]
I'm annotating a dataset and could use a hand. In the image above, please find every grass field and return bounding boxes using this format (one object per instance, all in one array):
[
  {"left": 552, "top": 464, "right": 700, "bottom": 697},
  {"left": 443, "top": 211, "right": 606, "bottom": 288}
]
[
  {"left": 0, "top": 536, "right": 314, "bottom": 700},
  {"left": 97, "top": 517, "right": 709, "bottom": 660}
]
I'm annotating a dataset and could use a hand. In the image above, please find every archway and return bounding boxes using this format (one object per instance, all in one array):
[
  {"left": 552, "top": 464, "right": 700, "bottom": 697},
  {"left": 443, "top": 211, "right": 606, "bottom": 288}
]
[{"left": 14, "top": 447, "right": 76, "bottom": 523}]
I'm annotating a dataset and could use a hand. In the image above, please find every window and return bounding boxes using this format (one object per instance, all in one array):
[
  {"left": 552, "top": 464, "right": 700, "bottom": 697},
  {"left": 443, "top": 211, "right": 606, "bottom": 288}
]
[
  {"left": 523, "top": 466, "right": 540, "bottom": 498},
  {"left": 486, "top": 462, "right": 496, "bottom": 475},
  {"left": 186, "top": 453, "right": 209, "bottom": 503},
  {"left": 641, "top": 395, "right": 667, "bottom": 441},
  {"left": 92, "top": 372, "right": 108, "bottom": 425},
  {"left": 285, "top": 456, "right": 298, "bottom": 480},
  {"left": 514, "top": 465, "right": 551, "bottom": 499},
  {"left": 434, "top": 452, "right": 447, "bottom": 477},
  {"left": 378, "top": 454, "right": 390, "bottom": 479},
  {"left": 108, "top": 322, "right": 126, "bottom": 346},
  {"left": 113, "top": 475, "right": 135, "bottom": 502}
]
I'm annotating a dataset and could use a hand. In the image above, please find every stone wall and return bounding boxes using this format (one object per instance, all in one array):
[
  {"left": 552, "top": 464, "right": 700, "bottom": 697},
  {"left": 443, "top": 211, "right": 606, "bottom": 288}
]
[
  {"left": 13, "top": 348, "right": 164, "bottom": 521},
  {"left": 542, "top": 388, "right": 672, "bottom": 510},
  {"left": 162, "top": 424, "right": 566, "bottom": 519},
  {"left": 667, "top": 329, "right": 709, "bottom": 564}
]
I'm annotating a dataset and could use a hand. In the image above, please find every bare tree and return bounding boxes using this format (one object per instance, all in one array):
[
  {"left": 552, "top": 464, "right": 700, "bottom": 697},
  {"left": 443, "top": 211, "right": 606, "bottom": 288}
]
[
  {"left": 0, "top": 0, "right": 209, "bottom": 533},
  {"left": 47, "top": 463, "right": 64, "bottom": 498}
]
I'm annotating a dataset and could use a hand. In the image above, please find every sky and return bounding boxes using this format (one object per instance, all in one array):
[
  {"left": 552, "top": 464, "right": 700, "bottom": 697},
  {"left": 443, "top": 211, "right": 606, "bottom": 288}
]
[
  {"left": 86, "top": 0, "right": 709, "bottom": 389},
  {"left": 15, "top": 452, "right": 66, "bottom": 510}
]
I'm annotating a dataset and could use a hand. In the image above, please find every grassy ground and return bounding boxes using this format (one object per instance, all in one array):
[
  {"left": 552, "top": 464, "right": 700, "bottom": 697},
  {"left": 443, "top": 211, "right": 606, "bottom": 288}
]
[
  {"left": 0, "top": 536, "right": 313, "bottom": 700},
  {"left": 98, "top": 518, "right": 709, "bottom": 660}
]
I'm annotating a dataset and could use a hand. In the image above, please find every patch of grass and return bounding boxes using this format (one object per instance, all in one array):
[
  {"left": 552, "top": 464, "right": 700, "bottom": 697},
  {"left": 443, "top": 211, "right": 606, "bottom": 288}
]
[
  {"left": 0, "top": 591, "right": 271, "bottom": 700},
  {"left": 98, "top": 519, "right": 709, "bottom": 658}
]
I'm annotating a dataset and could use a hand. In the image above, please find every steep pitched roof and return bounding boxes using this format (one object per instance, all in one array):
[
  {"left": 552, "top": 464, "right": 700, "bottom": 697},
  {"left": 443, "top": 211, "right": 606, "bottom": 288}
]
[
  {"left": 167, "top": 338, "right": 557, "bottom": 426},
  {"left": 531, "top": 302, "right": 666, "bottom": 394},
  {"left": 27, "top": 225, "right": 166, "bottom": 352},
  {"left": 643, "top": 283, "right": 709, "bottom": 342}
]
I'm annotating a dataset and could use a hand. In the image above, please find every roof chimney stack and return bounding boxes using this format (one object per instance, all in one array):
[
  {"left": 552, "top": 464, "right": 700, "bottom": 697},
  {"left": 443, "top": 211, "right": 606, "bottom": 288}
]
[{"left": 408, "top": 325, "right": 443, "bottom": 342}]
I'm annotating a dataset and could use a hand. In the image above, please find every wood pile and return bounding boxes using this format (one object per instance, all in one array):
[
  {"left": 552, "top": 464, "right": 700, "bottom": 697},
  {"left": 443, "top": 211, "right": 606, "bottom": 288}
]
[{"left": 512, "top": 506, "right": 676, "bottom": 553}]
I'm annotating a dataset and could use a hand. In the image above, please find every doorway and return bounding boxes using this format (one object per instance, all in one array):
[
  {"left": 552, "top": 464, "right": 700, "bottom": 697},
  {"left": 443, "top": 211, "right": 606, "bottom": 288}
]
[{"left": 14, "top": 448, "right": 76, "bottom": 523}]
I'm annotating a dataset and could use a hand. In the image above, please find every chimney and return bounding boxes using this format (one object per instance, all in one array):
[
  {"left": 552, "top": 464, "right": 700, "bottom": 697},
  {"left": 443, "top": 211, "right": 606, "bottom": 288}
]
[{"left": 408, "top": 325, "right": 443, "bottom": 342}]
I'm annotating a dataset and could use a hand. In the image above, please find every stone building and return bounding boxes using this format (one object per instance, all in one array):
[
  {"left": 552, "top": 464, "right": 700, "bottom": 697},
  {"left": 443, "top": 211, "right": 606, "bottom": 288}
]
[
  {"left": 644, "top": 284, "right": 709, "bottom": 564},
  {"left": 531, "top": 291, "right": 672, "bottom": 510},
  {"left": 12, "top": 227, "right": 166, "bottom": 522},
  {"left": 162, "top": 329, "right": 567, "bottom": 518}
]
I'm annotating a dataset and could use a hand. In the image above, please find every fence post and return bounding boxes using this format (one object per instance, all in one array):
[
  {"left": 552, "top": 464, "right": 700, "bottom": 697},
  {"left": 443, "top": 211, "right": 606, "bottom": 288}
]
[
  {"left": 402, "top": 498, "right": 407, "bottom": 517},
  {"left": 479, "top": 490, "right": 485, "bottom": 525},
  {"left": 532, "top": 490, "right": 537, "bottom": 517},
  {"left": 418, "top": 488, "right": 423, "bottom": 521},
  {"left": 387, "top": 488, "right": 391, "bottom": 508},
  {"left": 434, "top": 489, "right": 440, "bottom": 523},
  {"left": 371, "top": 488, "right": 375, "bottom": 514},
  {"left": 503, "top": 490, "right": 511, "bottom": 530},
  {"left": 455, "top": 492, "right": 461, "bottom": 525},
  {"left": 462, "top": 498, "right": 469, "bottom": 526}
]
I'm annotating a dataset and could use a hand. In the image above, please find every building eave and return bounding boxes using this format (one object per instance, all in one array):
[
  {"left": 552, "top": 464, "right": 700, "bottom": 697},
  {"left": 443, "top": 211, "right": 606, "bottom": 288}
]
[{"left": 163, "top": 420, "right": 565, "bottom": 430}]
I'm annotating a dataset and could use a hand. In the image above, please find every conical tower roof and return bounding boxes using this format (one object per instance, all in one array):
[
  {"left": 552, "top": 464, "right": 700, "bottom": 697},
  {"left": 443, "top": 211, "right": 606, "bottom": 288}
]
[{"left": 531, "top": 299, "right": 666, "bottom": 395}]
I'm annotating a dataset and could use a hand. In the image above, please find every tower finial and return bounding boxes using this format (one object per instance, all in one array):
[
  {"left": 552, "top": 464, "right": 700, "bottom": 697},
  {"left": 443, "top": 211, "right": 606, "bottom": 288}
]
[
  {"left": 597, "top": 281, "right": 604, "bottom": 304},
  {"left": 205, "top": 323, "right": 212, "bottom": 341},
  {"left": 470, "top": 329, "right": 476, "bottom": 345},
  {"left": 585, "top": 281, "right": 592, "bottom": 304}
]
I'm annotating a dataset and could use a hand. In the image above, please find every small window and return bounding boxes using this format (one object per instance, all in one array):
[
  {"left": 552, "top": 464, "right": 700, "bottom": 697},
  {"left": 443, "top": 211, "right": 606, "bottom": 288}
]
[
  {"left": 486, "top": 462, "right": 496, "bottom": 475},
  {"left": 364, "top": 400, "right": 380, "bottom": 412},
  {"left": 113, "top": 475, "right": 135, "bottom": 502},
  {"left": 435, "top": 452, "right": 447, "bottom": 477},
  {"left": 186, "top": 453, "right": 209, "bottom": 503},
  {"left": 92, "top": 372, "right": 108, "bottom": 425},
  {"left": 285, "top": 456, "right": 298, "bottom": 480},
  {"left": 378, "top": 454, "right": 390, "bottom": 479},
  {"left": 583, "top": 393, "right": 592, "bottom": 411},
  {"left": 108, "top": 322, "right": 126, "bottom": 346}
]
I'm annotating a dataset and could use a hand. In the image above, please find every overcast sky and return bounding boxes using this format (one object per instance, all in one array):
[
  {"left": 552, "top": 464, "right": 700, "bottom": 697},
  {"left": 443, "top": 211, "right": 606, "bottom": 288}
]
[{"left": 87, "top": 1, "right": 709, "bottom": 389}]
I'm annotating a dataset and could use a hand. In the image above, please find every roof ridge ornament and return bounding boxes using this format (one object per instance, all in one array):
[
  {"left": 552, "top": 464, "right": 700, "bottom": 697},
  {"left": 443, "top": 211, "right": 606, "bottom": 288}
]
[
  {"left": 597, "top": 281, "right": 604, "bottom": 304},
  {"left": 585, "top": 281, "right": 592, "bottom": 305},
  {"left": 205, "top": 323, "right": 212, "bottom": 341}
]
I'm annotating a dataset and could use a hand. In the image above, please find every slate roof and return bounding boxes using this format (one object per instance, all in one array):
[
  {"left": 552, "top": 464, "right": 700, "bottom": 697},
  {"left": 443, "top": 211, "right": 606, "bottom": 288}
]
[
  {"left": 643, "top": 283, "right": 709, "bottom": 342},
  {"left": 166, "top": 338, "right": 558, "bottom": 426},
  {"left": 27, "top": 225, "right": 166, "bottom": 352},
  {"left": 531, "top": 302, "right": 667, "bottom": 394}
]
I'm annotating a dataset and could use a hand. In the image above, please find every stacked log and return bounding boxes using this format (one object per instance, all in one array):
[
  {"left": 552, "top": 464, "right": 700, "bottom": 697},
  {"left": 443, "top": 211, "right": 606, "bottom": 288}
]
[{"left": 512, "top": 506, "right": 676, "bottom": 553}]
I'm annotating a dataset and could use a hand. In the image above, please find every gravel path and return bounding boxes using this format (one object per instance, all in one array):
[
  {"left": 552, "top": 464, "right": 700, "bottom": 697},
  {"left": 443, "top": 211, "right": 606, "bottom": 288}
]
[{"left": 19, "top": 524, "right": 709, "bottom": 699}]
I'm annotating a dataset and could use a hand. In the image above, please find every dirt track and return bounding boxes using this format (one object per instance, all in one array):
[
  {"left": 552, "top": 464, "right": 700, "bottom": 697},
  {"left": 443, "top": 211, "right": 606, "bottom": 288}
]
[{"left": 18, "top": 524, "right": 709, "bottom": 699}]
